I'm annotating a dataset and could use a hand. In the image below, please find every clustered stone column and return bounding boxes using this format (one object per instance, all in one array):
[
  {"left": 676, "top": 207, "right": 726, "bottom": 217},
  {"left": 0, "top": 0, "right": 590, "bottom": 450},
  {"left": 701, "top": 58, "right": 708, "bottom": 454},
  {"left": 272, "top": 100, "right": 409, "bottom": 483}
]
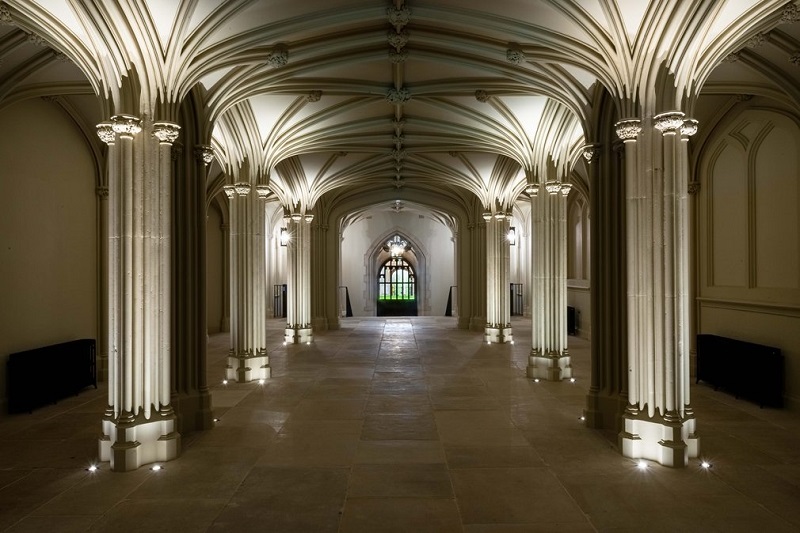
[
  {"left": 528, "top": 182, "right": 572, "bottom": 380},
  {"left": 617, "top": 113, "right": 699, "bottom": 467},
  {"left": 224, "top": 183, "right": 270, "bottom": 382},
  {"left": 484, "top": 210, "right": 512, "bottom": 343},
  {"left": 285, "top": 211, "right": 313, "bottom": 343},
  {"left": 96, "top": 116, "right": 180, "bottom": 471}
]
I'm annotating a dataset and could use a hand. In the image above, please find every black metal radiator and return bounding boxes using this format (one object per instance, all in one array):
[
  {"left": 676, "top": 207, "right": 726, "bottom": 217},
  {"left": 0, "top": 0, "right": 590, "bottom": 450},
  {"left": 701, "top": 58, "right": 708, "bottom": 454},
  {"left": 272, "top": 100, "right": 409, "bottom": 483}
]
[{"left": 6, "top": 339, "right": 97, "bottom": 414}]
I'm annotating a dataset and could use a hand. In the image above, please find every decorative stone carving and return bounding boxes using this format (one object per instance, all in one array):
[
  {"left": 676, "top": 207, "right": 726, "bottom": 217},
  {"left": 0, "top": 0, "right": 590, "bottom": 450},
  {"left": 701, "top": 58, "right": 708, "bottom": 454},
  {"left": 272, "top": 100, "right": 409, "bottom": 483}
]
[
  {"left": 152, "top": 122, "right": 181, "bottom": 144},
  {"left": 722, "top": 52, "right": 740, "bottom": 63},
  {"left": 306, "top": 90, "right": 322, "bottom": 102},
  {"left": 389, "top": 50, "right": 409, "bottom": 63},
  {"left": 336, "top": 151, "right": 348, "bottom": 157},
  {"left": 267, "top": 47, "right": 288, "bottom": 67},
  {"left": 545, "top": 181, "right": 561, "bottom": 195},
  {"left": 96, "top": 123, "right": 115, "bottom": 145},
  {"left": 582, "top": 144, "right": 600, "bottom": 163},
  {"left": 234, "top": 183, "right": 251, "bottom": 196},
  {"left": 387, "top": 5, "right": 411, "bottom": 32},
  {"left": 0, "top": 4, "right": 12, "bottom": 25},
  {"left": 111, "top": 115, "right": 142, "bottom": 136},
  {"left": 256, "top": 185, "right": 270, "bottom": 199},
  {"left": 387, "top": 30, "right": 409, "bottom": 51},
  {"left": 681, "top": 118, "right": 699, "bottom": 137},
  {"left": 194, "top": 145, "right": 215, "bottom": 165},
  {"left": 475, "top": 90, "right": 489, "bottom": 102},
  {"left": 506, "top": 49, "right": 525, "bottom": 64},
  {"left": 782, "top": 3, "right": 800, "bottom": 23},
  {"left": 96, "top": 186, "right": 109, "bottom": 198},
  {"left": 688, "top": 181, "right": 701, "bottom": 195},
  {"left": 746, "top": 32, "right": 767, "bottom": 48},
  {"left": 790, "top": 52, "right": 800, "bottom": 66},
  {"left": 223, "top": 185, "right": 236, "bottom": 199},
  {"left": 386, "top": 87, "right": 411, "bottom": 103},
  {"left": 525, "top": 183, "right": 539, "bottom": 196},
  {"left": 392, "top": 134, "right": 405, "bottom": 148},
  {"left": 304, "top": 214, "right": 314, "bottom": 223},
  {"left": 614, "top": 119, "right": 642, "bottom": 141},
  {"left": 654, "top": 111, "right": 685, "bottom": 134},
  {"left": 54, "top": 52, "right": 69, "bottom": 62},
  {"left": 27, "top": 33, "right": 46, "bottom": 46},
  {"left": 391, "top": 148, "right": 406, "bottom": 162},
  {"left": 736, "top": 93, "right": 753, "bottom": 101},
  {"left": 560, "top": 183, "right": 572, "bottom": 196},
  {"left": 392, "top": 119, "right": 405, "bottom": 134}
]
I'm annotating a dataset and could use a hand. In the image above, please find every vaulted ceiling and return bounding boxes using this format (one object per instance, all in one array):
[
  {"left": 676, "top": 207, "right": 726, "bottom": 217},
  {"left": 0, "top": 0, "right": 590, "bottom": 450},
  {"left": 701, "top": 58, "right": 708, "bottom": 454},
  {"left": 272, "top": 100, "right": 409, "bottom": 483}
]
[{"left": 1, "top": 0, "right": 798, "bottom": 215}]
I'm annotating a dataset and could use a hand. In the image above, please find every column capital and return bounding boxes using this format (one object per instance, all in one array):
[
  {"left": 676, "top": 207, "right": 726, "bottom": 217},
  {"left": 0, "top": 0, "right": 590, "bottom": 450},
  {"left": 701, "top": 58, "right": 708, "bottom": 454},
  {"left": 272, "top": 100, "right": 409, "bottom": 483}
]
[
  {"left": 560, "top": 183, "right": 572, "bottom": 196},
  {"left": 681, "top": 118, "right": 699, "bottom": 138},
  {"left": 110, "top": 114, "right": 142, "bottom": 137},
  {"left": 653, "top": 111, "right": 686, "bottom": 135},
  {"left": 223, "top": 185, "right": 236, "bottom": 200},
  {"left": 194, "top": 145, "right": 215, "bottom": 165},
  {"left": 96, "top": 186, "right": 109, "bottom": 198},
  {"left": 96, "top": 122, "right": 115, "bottom": 145},
  {"left": 152, "top": 121, "right": 180, "bottom": 144},
  {"left": 234, "top": 183, "right": 251, "bottom": 196},
  {"left": 615, "top": 119, "right": 642, "bottom": 141},
  {"left": 688, "top": 181, "right": 701, "bottom": 195},
  {"left": 256, "top": 185, "right": 270, "bottom": 199},
  {"left": 582, "top": 144, "right": 601, "bottom": 163},
  {"left": 545, "top": 181, "right": 561, "bottom": 195}
]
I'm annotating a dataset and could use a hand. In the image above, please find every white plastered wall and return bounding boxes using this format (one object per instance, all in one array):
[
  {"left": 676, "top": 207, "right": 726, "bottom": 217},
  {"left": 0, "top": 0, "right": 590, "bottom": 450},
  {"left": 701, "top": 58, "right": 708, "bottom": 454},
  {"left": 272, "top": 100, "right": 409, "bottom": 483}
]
[
  {"left": 0, "top": 99, "right": 97, "bottom": 409},
  {"left": 697, "top": 107, "right": 800, "bottom": 408}
]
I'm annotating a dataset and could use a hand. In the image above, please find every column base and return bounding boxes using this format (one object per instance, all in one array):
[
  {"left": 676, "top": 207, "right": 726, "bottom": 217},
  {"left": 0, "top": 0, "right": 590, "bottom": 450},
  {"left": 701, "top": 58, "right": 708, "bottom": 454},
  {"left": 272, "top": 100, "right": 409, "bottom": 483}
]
[
  {"left": 226, "top": 350, "right": 270, "bottom": 382},
  {"left": 527, "top": 349, "right": 572, "bottom": 380},
  {"left": 99, "top": 408, "right": 180, "bottom": 472},
  {"left": 484, "top": 326, "right": 513, "bottom": 344},
  {"left": 285, "top": 326, "right": 313, "bottom": 344},
  {"left": 619, "top": 406, "right": 699, "bottom": 467}
]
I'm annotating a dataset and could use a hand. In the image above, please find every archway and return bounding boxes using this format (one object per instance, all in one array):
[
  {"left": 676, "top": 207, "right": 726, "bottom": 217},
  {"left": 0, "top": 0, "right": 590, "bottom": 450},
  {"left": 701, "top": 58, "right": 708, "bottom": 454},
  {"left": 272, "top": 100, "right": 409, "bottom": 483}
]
[{"left": 377, "top": 236, "right": 418, "bottom": 316}]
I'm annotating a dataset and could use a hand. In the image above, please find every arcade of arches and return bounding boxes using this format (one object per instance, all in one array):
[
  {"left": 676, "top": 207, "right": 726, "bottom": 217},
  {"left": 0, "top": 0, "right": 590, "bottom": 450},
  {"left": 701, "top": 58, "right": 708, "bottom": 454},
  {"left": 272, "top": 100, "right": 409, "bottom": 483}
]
[{"left": 1, "top": 0, "right": 799, "bottom": 495}]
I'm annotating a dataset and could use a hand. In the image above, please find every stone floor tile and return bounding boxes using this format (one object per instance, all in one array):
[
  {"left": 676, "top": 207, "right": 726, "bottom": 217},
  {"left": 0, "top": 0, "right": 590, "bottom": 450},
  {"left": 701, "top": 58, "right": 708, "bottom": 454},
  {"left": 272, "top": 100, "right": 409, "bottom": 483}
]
[
  {"left": 355, "top": 440, "right": 446, "bottom": 464},
  {"left": 339, "top": 498, "right": 462, "bottom": 533},
  {"left": 348, "top": 463, "right": 453, "bottom": 498},
  {"left": 361, "top": 413, "right": 438, "bottom": 440}
]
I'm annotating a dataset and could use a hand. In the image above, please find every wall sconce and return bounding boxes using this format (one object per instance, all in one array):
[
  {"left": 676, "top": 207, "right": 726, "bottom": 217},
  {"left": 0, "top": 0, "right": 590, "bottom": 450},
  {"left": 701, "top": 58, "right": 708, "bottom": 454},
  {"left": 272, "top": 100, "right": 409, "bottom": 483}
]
[
  {"left": 279, "top": 227, "right": 289, "bottom": 246},
  {"left": 507, "top": 226, "right": 516, "bottom": 245}
]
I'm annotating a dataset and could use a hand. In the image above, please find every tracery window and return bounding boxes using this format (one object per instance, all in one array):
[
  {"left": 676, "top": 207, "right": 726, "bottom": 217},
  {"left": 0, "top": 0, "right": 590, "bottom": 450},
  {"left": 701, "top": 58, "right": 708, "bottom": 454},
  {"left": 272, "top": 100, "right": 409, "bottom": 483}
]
[{"left": 378, "top": 236, "right": 415, "bottom": 301}]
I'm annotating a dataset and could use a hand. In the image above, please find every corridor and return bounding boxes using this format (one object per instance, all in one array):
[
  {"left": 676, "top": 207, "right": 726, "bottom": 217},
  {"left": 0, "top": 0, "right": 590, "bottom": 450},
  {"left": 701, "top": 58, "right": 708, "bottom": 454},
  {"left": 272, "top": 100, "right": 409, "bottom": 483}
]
[{"left": 1, "top": 317, "right": 799, "bottom": 531}]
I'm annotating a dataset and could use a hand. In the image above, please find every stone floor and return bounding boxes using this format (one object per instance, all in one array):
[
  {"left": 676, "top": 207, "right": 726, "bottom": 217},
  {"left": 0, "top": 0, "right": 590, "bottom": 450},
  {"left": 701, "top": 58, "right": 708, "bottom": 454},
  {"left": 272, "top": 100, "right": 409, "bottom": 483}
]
[{"left": 1, "top": 316, "right": 800, "bottom": 532}]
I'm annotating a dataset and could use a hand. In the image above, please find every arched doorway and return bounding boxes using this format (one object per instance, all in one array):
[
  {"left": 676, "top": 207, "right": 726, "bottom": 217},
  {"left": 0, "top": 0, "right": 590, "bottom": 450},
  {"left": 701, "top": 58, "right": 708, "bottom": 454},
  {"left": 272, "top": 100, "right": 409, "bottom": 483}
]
[{"left": 377, "top": 235, "right": 418, "bottom": 316}]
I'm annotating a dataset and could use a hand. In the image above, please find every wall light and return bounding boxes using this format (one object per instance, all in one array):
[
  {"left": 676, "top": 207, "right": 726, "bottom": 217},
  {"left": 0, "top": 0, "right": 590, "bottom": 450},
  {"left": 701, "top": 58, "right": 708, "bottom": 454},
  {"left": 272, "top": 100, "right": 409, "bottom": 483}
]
[
  {"left": 507, "top": 227, "right": 516, "bottom": 245},
  {"left": 279, "top": 227, "right": 289, "bottom": 246}
]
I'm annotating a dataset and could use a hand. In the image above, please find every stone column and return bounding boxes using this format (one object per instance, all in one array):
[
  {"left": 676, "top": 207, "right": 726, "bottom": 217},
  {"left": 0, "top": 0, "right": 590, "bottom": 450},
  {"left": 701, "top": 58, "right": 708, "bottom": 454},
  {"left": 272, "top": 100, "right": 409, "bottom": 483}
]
[
  {"left": 224, "top": 183, "right": 270, "bottom": 381},
  {"left": 484, "top": 211, "right": 512, "bottom": 343},
  {"left": 98, "top": 115, "right": 180, "bottom": 471},
  {"left": 95, "top": 183, "right": 109, "bottom": 382},
  {"left": 285, "top": 211, "right": 313, "bottom": 343},
  {"left": 219, "top": 221, "right": 231, "bottom": 332},
  {"left": 619, "top": 113, "right": 699, "bottom": 467},
  {"left": 528, "top": 182, "right": 572, "bottom": 380}
]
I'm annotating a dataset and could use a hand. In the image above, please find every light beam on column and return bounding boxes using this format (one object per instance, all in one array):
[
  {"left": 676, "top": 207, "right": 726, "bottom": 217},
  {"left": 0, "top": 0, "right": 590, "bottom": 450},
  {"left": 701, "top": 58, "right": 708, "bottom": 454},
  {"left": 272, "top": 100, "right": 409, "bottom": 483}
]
[
  {"left": 484, "top": 210, "right": 513, "bottom": 343},
  {"left": 285, "top": 211, "right": 313, "bottom": 344}
]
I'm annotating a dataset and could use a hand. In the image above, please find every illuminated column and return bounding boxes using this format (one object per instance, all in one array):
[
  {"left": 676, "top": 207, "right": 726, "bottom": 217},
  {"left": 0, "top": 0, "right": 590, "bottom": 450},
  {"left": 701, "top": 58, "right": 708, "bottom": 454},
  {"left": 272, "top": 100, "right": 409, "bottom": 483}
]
[
  {"left": 285, "top": 211, "right": 313, "bottom": 344},
  {"left": 619, "top": 113, "right": 699, "bottom": 467},
  {"left": 225, "top": 183, "right": 270, "bottom": 382},
  {"left": 95, "top": 185, "right": 109, "bottom": 382},
  {"left": 527, "top": 182, "right": 572, "bottom": 380},
  {"left": 98, "top": 116, "right": 180, "bottom": 472},
  {"left": 484, "top": 210, "right": 512, "bottom": 343}
]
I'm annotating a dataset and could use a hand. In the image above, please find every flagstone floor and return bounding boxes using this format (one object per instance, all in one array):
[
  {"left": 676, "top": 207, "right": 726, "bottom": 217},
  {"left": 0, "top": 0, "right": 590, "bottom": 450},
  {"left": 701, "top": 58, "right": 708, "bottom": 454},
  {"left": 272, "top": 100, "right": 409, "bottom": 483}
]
[{"left": 1, "top": 316, "right": 799, "bottom": 532}]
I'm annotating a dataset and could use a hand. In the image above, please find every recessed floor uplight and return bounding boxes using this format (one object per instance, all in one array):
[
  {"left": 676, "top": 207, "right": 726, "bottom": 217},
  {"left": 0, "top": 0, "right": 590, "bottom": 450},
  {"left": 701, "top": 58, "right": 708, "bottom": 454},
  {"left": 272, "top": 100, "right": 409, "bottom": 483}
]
[
  {"left": 151, "top": 465, "right": 162, "bottom": 471},
  {"left": 306, "top": 341, "right": 311, "bottom": 345},
  {"left": 534, "top": 378, "right": 540, "bottom": 383},
  {"left": 701, "top": 461, "right": 711, "bottom": 469},
  {"left": 637, "top": 460, "right": 648, "bottom": 470},
  {"left": 213, "top": 418, "right": 220, "bottom": 422},
  {"left": 570, "top": 378, "right": 576, "bottom": 383},
  {"left": 258, "top": 379, "right": 265, "bottom": 385},
  {"left": 222, "top": 379, "right": 228, "bottom": 385},
  {"left": 510, "top": 340, "right": 515, "bottom": 345},
  {"left": 579, "top": 415, "right": 585, "bottom": 421},
  {"left": 87, "top": 465, "right": 98, "bottom": 472},
  {"left": 283, "top": 341, "right": 287, "bottom": 346}
]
